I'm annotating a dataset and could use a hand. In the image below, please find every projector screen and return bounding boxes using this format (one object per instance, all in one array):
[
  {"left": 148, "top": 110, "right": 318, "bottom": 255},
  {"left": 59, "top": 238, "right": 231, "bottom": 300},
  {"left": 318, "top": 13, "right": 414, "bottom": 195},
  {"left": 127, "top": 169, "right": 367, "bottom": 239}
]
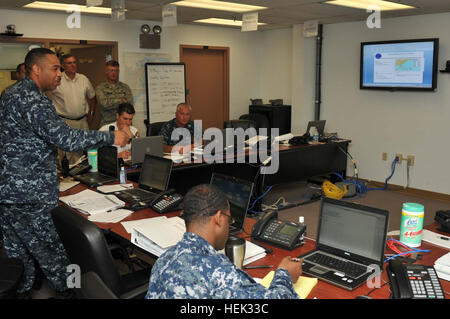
[{"left": 360, "top": 38, "right": 439, "bottom": 91}]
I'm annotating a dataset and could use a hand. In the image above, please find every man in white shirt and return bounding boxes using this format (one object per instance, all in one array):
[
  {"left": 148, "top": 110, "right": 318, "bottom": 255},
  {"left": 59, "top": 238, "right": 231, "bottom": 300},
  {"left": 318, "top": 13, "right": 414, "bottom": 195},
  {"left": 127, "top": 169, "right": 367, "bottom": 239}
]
[
  {"left": 99, "top": 103, "right": 139, "bottom": 159},
  {"left": 50, "top": 54, "right": 96, "bottom": 164}
]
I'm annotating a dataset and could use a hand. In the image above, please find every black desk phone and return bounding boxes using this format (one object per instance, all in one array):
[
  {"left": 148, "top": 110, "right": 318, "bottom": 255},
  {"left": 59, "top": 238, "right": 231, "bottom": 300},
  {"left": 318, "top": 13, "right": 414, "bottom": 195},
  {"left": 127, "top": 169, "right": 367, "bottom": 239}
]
[
  {"left": 150, "top": 189, "right": 183, "bottom": 214},
  {"left": 387, "top": 259, "right": 444, "bottom": 299},
  {"left": 251, "top": 210, "right": 306, "bottom": 250}
]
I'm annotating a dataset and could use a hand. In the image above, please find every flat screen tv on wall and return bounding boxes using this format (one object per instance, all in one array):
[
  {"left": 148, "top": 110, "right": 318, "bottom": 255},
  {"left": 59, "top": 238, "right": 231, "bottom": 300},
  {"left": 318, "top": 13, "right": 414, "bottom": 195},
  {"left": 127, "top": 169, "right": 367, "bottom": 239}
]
[{"left": 360, "top": 38, "right": 439, "bottom": 91}]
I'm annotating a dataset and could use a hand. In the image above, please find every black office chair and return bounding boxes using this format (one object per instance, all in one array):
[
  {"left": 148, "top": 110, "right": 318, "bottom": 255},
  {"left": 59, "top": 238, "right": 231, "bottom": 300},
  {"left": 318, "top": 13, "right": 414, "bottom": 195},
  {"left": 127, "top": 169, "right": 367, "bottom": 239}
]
[
  {"left": 239, "top": 113, "right": 269, "bottom": 131},
  {"left": 223, "top": 119, "right": 256, "bottom": 130},
  {"left": 51, "top": 206, "right": 151, "bottom": 299},
  {"left": 0, "top": 257, "right": 24, "bottom": 299},
  {"left": 144, "top": 120, "right": 166, "bottom": 136}
]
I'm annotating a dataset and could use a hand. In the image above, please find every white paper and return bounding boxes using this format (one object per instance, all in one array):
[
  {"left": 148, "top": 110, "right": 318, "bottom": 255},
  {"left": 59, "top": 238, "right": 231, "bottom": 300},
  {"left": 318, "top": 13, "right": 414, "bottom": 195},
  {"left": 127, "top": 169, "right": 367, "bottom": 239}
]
[
  {"left": 303, "top": 20, "right": 319, "bottom": 37},
  {"left": 96, "top": 184, "right": 133, "bottom": 194},
  {"left": 162, "top": 4, "right": 177, "bottom": 27},
  {"left": 59, "top": 180, "right": 80, "bottom": 192},
  {"left": 60, "top": 189, "right": 125, "bottom": 215},
  {"left": 242, "top": 12, "right": 258, "bottom": 32},
  {"left": 88, "top": 209, "right": 133, "bottom": 223}
]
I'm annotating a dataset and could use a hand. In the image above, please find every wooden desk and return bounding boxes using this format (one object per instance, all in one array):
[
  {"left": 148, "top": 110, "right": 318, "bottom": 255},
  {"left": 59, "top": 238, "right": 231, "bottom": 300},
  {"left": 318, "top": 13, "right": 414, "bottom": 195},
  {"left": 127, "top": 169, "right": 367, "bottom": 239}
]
[{"left": 61, "top": 174, "right": 448, "bottom": 300}]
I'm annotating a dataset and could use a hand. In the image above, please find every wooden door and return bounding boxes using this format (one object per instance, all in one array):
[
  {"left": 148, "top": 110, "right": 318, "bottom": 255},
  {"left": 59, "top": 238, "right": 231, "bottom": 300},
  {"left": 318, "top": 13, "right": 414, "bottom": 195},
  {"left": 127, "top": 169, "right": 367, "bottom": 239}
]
[{"left": 180, "top": 45, "right": 229, "bottom": 130}]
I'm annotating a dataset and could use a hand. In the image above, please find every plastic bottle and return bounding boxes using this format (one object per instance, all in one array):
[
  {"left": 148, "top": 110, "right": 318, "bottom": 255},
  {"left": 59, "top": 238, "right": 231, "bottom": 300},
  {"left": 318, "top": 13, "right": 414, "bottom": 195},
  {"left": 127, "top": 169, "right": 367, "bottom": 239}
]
[
  {"left": 312, "top": 127, "right": 319, "bottom": 143},
  {"left": 119, "top": 166, "right": 127, "bottom": 184}
]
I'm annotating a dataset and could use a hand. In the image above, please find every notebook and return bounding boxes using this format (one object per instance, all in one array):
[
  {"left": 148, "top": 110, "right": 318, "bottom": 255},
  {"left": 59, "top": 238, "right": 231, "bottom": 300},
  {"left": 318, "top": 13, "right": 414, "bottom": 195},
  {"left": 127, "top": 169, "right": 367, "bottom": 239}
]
[
  {"left": 74, "top": 146, "right": 119, "bottom": 187},
  {"left": 300, "top": 197, "right": 389, "bottom": 291},
  {"left": 130, "top": 136, "right": 164, "bottom": 166},
  {"left": 210, "top": 173, "right": 254, "bottom": 234},
  {"left": 115, "top": 154, "right": 173, "bottom": 204}
]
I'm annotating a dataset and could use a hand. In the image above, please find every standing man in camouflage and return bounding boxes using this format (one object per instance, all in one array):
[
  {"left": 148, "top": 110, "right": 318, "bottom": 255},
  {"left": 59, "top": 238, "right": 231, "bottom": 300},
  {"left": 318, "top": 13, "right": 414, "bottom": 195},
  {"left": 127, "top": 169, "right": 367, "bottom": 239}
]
[
  {"left": 95, "top": 60, "right": 134, "bottom": 127},
  {"left": 0, "top": 48, "right": 130, "bottom": 298},
  {"left": 146, "top": 184, "right": 302, "bottom": 299}
]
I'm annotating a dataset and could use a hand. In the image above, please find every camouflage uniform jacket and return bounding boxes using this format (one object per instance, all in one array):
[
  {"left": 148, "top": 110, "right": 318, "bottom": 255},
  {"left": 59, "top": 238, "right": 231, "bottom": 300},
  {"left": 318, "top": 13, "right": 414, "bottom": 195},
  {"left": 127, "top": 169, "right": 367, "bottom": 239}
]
[
  {"left": 160, "top": 118, "right": 195, "bottom": 146},
  {"left": 146, "top": 232, "right": 299, "bottom": 299},
  {"left": 95, "top": 81, "right": 133, "bottom": 126},
  {"left": 0, "top": 77, "right": 114, "bottom": 205}
]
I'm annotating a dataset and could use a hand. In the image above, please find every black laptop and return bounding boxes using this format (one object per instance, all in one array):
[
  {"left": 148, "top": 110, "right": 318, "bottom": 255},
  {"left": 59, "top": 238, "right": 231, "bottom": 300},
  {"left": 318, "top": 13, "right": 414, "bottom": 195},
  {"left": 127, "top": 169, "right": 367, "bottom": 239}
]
[
  {"left": 306, "top": 120, "right": 326, "bottom": 138},
  {"left": 115, "top": 154, "right": 173, "bottom": 204},
  {"left": 210, "top": 173, "right": 254, "bottom": 234},
  {"left": 299, "top": 197, "right": 389, "bottom": 291},
  {"left": 74, "top": 146, "right": 119, "bottom": 187}
]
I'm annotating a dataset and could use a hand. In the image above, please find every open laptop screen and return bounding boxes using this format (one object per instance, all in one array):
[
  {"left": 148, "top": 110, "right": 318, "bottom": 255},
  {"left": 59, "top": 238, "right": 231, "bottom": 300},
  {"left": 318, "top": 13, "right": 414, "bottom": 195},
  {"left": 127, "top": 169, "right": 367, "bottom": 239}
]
[
  {"left": 210, "top": 173, "right": 254, "bottom": 230},
  {"left": 139, "top": 154, "right": 172, "bottom": 192},
  {"left": 98, "top": 146, "right": 118, "bottom": 177},
  {"left": 317, "top": 198, "right": 389, "bottom": 264}
]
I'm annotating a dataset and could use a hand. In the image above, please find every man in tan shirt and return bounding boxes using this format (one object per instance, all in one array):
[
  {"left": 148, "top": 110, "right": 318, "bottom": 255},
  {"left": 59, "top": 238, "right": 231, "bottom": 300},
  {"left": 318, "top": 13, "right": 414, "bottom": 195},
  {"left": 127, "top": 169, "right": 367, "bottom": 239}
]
[{"left": 50, "top": 54, "right": 96, "bottom": 164}]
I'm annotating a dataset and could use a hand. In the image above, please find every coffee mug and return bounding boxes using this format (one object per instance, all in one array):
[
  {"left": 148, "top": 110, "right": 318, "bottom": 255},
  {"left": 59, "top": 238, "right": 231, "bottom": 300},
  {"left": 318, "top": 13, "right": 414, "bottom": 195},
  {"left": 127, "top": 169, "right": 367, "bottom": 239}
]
[{"left": 225, "top": 235, "right": 246, "bottom": 269}]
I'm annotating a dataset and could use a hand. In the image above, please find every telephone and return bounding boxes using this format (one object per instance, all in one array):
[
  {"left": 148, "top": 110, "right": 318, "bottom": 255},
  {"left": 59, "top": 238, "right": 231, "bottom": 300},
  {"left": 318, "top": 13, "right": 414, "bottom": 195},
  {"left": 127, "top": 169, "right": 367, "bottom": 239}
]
[
  {"left": 251, "top": 210, "right": 306, "bottom": 250},
  {"left": 68, "top": 159, "right": 91, "bottom": 176},
  {"left": 387, "top": 259, "right": 444, "bottom": 299},
  {"left": 150, "top": 188, "right": 183, "bottom": 214}
]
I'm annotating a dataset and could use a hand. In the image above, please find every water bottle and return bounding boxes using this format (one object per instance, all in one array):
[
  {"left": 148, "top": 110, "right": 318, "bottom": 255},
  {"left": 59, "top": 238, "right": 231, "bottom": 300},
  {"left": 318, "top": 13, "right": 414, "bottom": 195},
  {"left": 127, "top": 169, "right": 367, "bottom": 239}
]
[
  {"left": 311, "top": 127, "right": 319, "bottom": 143},
  {"left": 119, "top": 166, "right": 127, "bottom": 184}
]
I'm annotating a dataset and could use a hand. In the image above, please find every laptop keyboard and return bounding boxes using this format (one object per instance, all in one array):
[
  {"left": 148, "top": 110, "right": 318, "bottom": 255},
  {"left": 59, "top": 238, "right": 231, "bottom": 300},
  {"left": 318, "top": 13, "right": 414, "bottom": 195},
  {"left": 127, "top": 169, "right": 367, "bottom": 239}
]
[
  {"left": 305, "top": 253, "right": 367, "bottom": 278},
  {"left": 124, "top": 188, "right": 156, "bottom": 201}
]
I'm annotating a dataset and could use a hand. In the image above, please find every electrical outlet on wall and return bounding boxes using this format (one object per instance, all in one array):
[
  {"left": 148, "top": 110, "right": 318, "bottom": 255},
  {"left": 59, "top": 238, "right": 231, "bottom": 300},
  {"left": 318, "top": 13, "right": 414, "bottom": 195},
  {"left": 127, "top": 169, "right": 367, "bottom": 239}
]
[{"left": 407, "top": 155, "right": 415, "bottom": 166}]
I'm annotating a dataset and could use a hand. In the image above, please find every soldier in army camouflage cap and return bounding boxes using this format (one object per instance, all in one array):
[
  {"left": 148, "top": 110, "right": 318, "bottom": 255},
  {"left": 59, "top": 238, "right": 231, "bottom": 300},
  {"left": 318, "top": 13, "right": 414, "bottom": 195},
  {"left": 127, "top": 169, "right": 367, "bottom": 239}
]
[
  {"left": 0, "top": 48, "right": 130, "bottom": 298},
  {"left": 146, "top": 184, "right": 303, "bottom": 299}
]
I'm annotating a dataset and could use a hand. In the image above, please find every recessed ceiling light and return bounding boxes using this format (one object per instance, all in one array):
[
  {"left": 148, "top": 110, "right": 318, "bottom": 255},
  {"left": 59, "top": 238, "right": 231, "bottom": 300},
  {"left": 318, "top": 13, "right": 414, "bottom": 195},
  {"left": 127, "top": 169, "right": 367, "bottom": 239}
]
[
  {"left": 24, "top": 1, "right": 112, "bottom": 14},
  {"left": 193, "top": 18, "right": 267, "bottom": 27},
  {"left": 173, "top": 0, "right": 267, "bottom": 13},
  {"left": 324, "top": 0, "right": 415, "bottom": 11}
]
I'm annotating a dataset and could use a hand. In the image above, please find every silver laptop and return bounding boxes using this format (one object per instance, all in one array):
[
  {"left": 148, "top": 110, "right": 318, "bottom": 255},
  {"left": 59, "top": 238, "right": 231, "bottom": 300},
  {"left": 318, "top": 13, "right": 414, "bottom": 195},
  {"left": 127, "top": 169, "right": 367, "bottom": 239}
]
[
  {"left": 131, "top": 136, "right": 163, "bottom": 165},
  {"left": 300, "top": 197, "right": 389, "bottom": 291}
]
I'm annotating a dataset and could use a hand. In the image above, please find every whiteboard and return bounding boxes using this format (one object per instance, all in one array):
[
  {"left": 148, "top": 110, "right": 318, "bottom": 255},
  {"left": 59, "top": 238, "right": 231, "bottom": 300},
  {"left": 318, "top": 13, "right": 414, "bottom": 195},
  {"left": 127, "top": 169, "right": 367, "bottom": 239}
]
[{"left": 145, "top": 63, "right": 186, "bottom": 123}]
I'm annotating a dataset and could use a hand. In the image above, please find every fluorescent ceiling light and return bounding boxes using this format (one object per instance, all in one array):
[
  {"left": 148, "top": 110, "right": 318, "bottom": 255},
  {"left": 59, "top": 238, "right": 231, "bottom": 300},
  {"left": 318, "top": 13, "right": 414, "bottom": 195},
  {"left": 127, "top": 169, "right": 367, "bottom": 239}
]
[
  {"left": 325, "top": 0, "right": 415, "bottom": 11},
  {"left": 172, "top": 0, "right": 267, "bottom": 13},
  {"left": 194, "top": 18, "right": 266, "bottom": 27},
  {"left": 24, "top": 1, "right": 112, "bottom": 14}
]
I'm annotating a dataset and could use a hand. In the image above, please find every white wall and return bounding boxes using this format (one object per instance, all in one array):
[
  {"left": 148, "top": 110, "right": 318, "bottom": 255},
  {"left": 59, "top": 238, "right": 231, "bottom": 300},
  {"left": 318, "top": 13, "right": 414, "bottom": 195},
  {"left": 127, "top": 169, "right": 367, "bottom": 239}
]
[
  {"left": 316, "top": 13, "right": 450, "bottom": 194},
  {"left": 0, "top": 9, "right": 263, "bottom": 134},
  {"left": 2, "top": 8, "right": 449, "bottom": 194}
]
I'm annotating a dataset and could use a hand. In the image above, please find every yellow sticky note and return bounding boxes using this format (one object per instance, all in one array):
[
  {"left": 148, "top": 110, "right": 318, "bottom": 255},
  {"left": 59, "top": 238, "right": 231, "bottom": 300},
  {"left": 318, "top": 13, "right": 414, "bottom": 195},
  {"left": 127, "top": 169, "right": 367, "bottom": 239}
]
[{"left": 259, "top": 271, "right": 318, "bottom": 299}]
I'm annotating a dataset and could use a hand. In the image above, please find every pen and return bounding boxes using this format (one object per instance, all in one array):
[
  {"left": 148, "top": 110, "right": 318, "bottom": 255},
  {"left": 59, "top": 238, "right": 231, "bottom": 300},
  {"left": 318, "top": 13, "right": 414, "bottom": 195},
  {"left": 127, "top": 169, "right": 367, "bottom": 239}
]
[{"left": 244, "top": 265, "right": 273, "bottom": 269}]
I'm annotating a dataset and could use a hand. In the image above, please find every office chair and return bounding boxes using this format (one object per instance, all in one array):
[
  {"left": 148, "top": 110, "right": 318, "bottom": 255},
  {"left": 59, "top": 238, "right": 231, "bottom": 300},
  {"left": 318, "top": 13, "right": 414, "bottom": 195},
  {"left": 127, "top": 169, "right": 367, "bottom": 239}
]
[
  {"left": 223, "top": 119, "right": 256, "bottom": 130},
  {"left": 51, "top": 206, "right": 151, "bottom": 299},
  {"left": 239, "top": 113, "right": 269, "bottom": 131},
  {"left": 144, "top": 119, "right": 166, "bottom": 136},
  {"left": 0, "top": 257, "right": 24, "bottom": 299}
]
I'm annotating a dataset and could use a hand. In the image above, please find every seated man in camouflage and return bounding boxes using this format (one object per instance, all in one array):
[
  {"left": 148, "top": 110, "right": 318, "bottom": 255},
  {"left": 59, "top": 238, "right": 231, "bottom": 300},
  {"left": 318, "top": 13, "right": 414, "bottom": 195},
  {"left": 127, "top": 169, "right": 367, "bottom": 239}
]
[
  {"left": 160, "top": 103, "right": 195, "bottom": 154},
  {"left": 146, "top": 184, "right": 302, "bottom": 299}
]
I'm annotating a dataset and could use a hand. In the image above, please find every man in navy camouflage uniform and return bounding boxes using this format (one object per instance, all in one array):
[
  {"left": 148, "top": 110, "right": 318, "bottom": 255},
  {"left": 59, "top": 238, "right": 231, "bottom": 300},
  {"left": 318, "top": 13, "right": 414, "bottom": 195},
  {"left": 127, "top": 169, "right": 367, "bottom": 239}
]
[
  {"left": 0, "top": 48, "right": 130, "bottom": 297},
  {"left": 146, "top": 184, "right": 302, "bottom": 299},
  {"left": 160, "top": 103, "right": 196, "bottom": 154}
]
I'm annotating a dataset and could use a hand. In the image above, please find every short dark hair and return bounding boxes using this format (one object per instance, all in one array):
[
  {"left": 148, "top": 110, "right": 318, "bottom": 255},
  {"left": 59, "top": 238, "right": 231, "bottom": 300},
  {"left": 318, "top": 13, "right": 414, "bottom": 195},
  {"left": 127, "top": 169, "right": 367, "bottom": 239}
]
[
  {"left": 24, "top": 48, "right": 55, "bottom": 76},
  {"left": 106, "top": 60, "right": 119, "bottom": 67},
  {"left": 16, "top": 63, "right": 25, "bottom": 72},
  {"left": 117, "top": 103, "right": 135, "bottom": 116},
  {"left": 181, "top": 184, "right": 229, "bottom": 225},
  {"left": 60, "top": 54, "right": 75, "bottom": 64}
]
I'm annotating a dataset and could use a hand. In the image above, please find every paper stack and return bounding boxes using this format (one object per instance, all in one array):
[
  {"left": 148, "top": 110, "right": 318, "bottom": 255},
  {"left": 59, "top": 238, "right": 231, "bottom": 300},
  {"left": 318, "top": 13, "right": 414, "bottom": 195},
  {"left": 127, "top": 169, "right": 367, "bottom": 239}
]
[
  {"left": 259, "top": 271, "right": 318, "bottom": 299},
  {"left": 88, "top": 209, "right": 133, "bottom": 223},
  {"left": 243, "top": 241, "right": 266, "bottom": 266},
  {"left": 434, "top": 252, "right": 450, "bottom": 282},
  {"left": 60, "top": 189, "right": 125, "bottom": 215}
]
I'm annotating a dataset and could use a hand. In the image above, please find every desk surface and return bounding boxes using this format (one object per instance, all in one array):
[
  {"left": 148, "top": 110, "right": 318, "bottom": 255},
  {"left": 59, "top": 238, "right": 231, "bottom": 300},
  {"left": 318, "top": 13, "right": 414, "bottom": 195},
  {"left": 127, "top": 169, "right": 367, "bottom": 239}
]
[{"left": 61, "top": 180, "right": 449, "bottom": 300}]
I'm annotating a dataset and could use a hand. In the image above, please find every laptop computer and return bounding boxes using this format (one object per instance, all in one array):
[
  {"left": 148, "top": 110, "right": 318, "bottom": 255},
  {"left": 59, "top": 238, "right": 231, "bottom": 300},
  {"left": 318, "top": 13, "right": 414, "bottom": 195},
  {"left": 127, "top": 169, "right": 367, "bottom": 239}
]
[
  {"left": 306, "top": 120, "right": 326, "bottom": 138},
  {"left": 299, "top": 197, "right": 389, "bottom": 291},
  {"left": 74, "top": 146, "right": 119, "bottom": 187},
  {"left": 115, "top": 154, "right": 173, "bottom": 204},
  {"left": 131, "top": 136, "right": 164, "bottom": 166},
  {"left": 210, "top": 173, "right": 254, "bottom": 234}
]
